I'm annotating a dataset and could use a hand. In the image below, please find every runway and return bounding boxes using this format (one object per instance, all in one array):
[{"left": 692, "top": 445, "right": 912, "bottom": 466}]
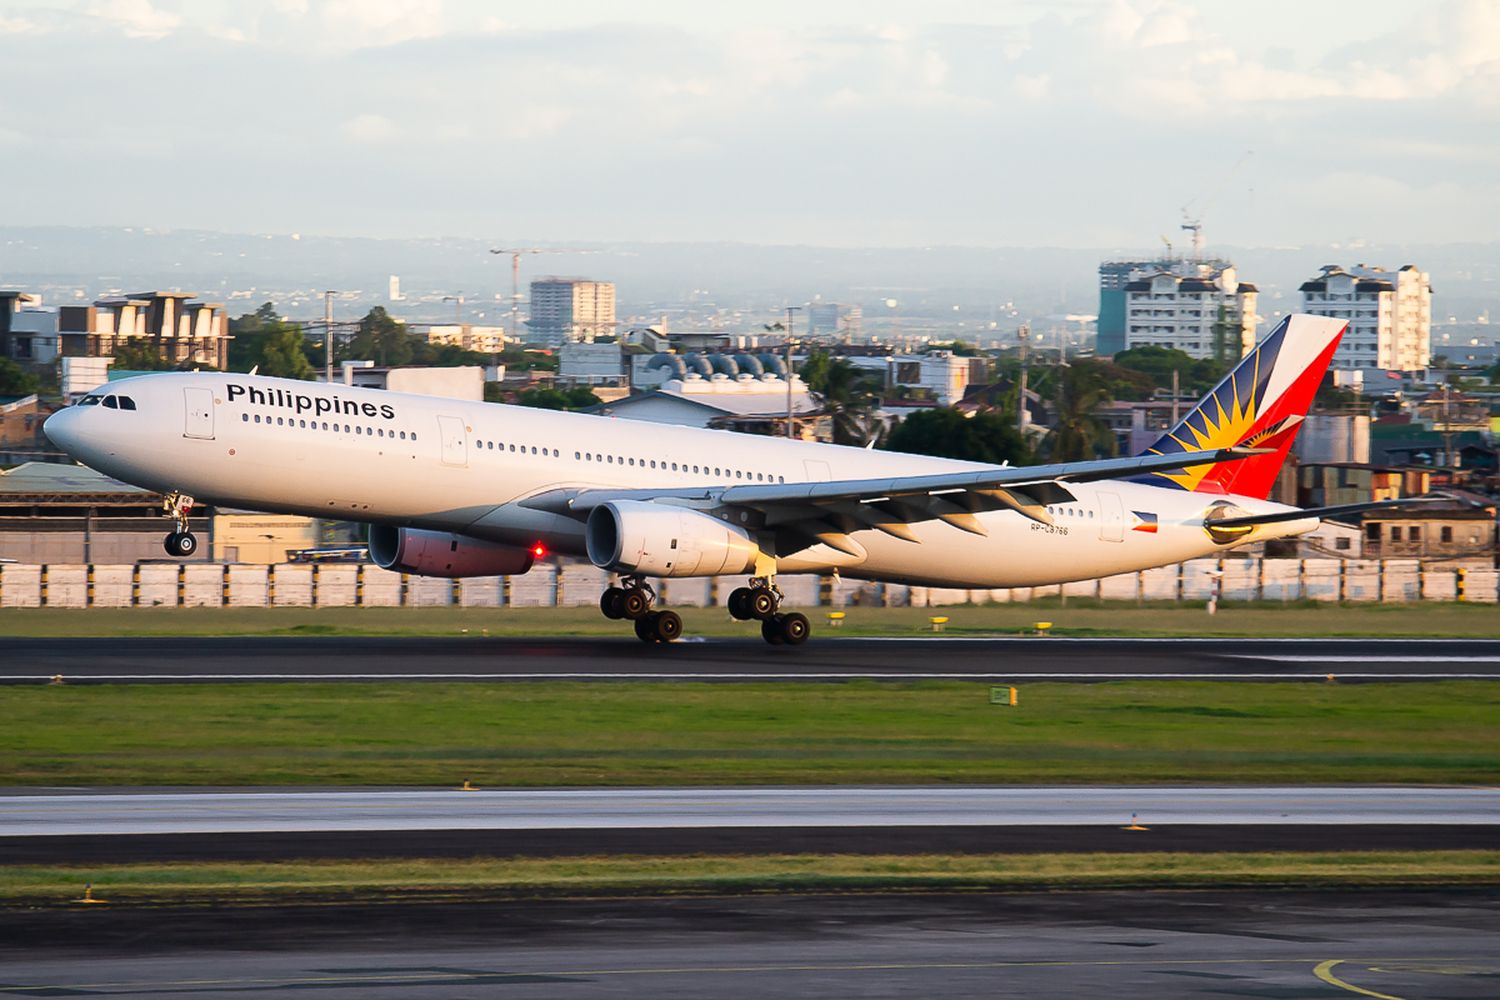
[
  {"left": 3, "top": 890, "right": 1498, "bottom": 999},
  {"left": 4, "top": 636, "right": 1499, "bottom": 682},
  {"left": 7, "top": 786, "right": 1498, "bottom": 837}
]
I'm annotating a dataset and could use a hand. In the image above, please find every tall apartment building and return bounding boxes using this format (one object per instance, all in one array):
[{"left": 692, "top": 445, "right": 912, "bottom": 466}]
[
  {"left": 1298, "top": 264, "right": 1431, "bottom": 371},
  {"left": 1099, "top": 257, "right": 1250, "bottom": 358},
  {"left": 527, "top": 278, "right": 615, "bottom": 347},
  {"left": 1123, "top": 264, "right": 1257, "bottom": 361}
]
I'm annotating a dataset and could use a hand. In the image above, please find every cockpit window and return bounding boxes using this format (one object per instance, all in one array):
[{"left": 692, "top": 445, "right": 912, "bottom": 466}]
[
  {"left": 119, "top": 396, "right": 136, "bottom": 410},
  {"left": 80, "top": 395, "right": 102, "bottom": 406},
  {"left": 102, "top": 396, "right": 118, "bottom": 409}
]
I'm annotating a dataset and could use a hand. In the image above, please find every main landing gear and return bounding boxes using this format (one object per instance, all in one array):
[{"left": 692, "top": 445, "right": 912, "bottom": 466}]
[
  {"left": 728, "top": 578, "right": 810, "bottom": 646},
  {"left": 600, "top": 577, "right": 683, "bottom": 644},
  {"left": 160, "top": 491, "right": 198, "bottom": 557}
]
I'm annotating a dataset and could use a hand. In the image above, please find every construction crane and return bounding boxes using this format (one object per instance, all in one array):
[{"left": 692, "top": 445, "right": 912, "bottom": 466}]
[
  {"left": 1180, "top": 149, "right": 1254, "bottom": 261},
  {"left": 488, "top": 247, "right": 598, "bottom": 343}
]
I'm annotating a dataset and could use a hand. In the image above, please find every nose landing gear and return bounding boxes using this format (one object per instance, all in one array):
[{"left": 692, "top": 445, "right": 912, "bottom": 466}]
[
  {"left": 728, "top": 577, "right": 810, "bottom": 646},
  {"left": 600, "top": 577, "right": 683, "bottom": 644},
  {"left": 160, "top": 492, "right": 199, "bottom": 558}
]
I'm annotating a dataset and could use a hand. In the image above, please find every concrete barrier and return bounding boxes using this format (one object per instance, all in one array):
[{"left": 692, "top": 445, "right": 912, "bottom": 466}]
[
  {"left": 1180, "top": 560, "right": 1220, "bottom": 600},
  {"left": 314, "top": 565, "right": 358, "bottom": 607},
  {"left": 182, "top": 564, "right": 225, "bottom": 607},
  {"left": 458, "top": 576, "right": 501, "bottom": 608},
  {"left": 1463, "top": 569, "right": 1499, "bottom": 603},
  {"left": 663, "top": 577, "right": 711, "bottom": 607},
  {"left": 360, "top": 567, "right": 403, "bottom": 607},
  {"left": 271, "top": 564, "right": 313, "bottom": 607},
  {"left": 1421, "top": 569, "right": 1457, "bottom": 601},
  {"left": 507, "top": 565, "right": 557, "bottom": 607},
  {"left": 1260, "top": 559, "right": 1303, "bottom": 601},
  {"left": 136, "top": 565, "right": 178, "bottom": 607},
  {"left": 91, "top": 565, "right": 134, "bottom": 608},
  {"left": 1098, "top": 573, "right": 1139, "bottom": 601},
  {"left": 44, "top": 564, "right": 89, "bottom": 608},
  {"left": 1139, "top": 565, "right": 1180, "bottom": 601},
  {"left": 227, "top": 564, "right": 269, "bottom": 607},
  {"left": 1342, "top": 560, "right": 1381, "bottom": 602},
  {"left": 1220, "top": 560, "right": 1259, "bottom": 601},
  {"left": 406, "top": 575, "right": 454, "bottom": 607},
  {"left": 558, "top": 564, "right": 610, "bottom": 607},
  {"left": 1380, "top": 559, "right": 1422, "bottom": 602}
]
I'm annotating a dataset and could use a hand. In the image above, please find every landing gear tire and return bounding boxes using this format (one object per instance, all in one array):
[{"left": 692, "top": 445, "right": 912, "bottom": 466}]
[
  {"left": 748, "top": 587, "right": 778, "bottom": 620},
  {"left": 620, "top": 587, "right": 651, "bottom": 620},
  {"left": 600, "top": 587, "right": 626, "bottom": 620},
  {"left": 761, "top": 616, "right": 785, "bottom": 645},
  {"left": 634, "top": 609, "right": 683, "bottom": 644},
  {"left": 163, "top": 531, "right": 198, "bottom": 558},
  {"left": 727, "top": 587, "right": 754, "bottom": 621},
  {"left": 778, "top": 611, "right": 810, "bottom": 646},
  {"left": 761, "top": 612, "right": 810, "bottom": 646}
]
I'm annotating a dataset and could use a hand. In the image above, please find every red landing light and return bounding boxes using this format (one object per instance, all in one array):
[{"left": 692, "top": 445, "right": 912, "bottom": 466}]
[{"left": 532, "top": 543, "right": 547, "bottom": 557}]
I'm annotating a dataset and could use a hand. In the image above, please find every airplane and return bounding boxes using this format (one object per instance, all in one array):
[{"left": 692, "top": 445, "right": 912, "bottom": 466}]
[{"left": 42, "top": 313, "right": 1433, "bottom": 646}]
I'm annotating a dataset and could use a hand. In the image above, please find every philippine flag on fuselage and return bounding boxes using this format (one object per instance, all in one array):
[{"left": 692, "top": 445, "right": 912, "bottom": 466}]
[{"left": 1131, "top": 511, "right": 1159, "bottom": 533}]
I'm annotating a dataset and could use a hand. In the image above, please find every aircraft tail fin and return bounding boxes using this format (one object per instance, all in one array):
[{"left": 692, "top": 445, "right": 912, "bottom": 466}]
[{"left": 1132, "top": 314, "right": 1346, "bottom": 500}]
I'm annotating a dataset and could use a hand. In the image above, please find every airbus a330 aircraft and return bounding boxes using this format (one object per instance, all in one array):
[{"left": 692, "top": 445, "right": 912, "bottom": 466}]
[{"left": 44, "top": 313, "right": 1426, "bottom": 645}]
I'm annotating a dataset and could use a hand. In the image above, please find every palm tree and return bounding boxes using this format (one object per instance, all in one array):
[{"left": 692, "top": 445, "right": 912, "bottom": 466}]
[
  {"left": 809, "top": 356, "right": 880, "bottom": 445},
  {"left": 1043, "top": 363, "right": 1118, "bottom": 462}
]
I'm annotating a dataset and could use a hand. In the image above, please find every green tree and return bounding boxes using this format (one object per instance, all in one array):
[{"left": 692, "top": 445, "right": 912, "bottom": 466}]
[
  {"left": 884, "top": 407, "right": 1029, "bottom": 465},
  {"left": 347, "top": 307, "right": 414, "bottom": 367},
  {"left": 1113, "top": 345, "right": 1229, "bottom": 396},
  {"left": 110, "top": 340, "right": 174, "bottom": 371},
  {"left": 516, "top": 386, "right": 601, "bottom": 410},
  {"left": 1067, "top": 357, "right": 1156, "bottom": 402},
  {"left": 257, "top": 325, "right": 316, "bottom": 380},
  {"left": 801, "top": 352, "right": 880, "bottom": 445},
  {"left": 1042, "top": 364, "right": 1118, "bottom": 462},
  {"left": 0, "top": 357, "right": 40, "bottom": 395}
]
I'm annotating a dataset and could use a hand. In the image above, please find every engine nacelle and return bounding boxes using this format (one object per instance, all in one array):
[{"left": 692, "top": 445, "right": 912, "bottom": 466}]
[
  {"left": 368, "top": 525, "right": 535, "bottom": 578},
  {"left": 586, "top": 500, "right": 760, "bottom": 577}
]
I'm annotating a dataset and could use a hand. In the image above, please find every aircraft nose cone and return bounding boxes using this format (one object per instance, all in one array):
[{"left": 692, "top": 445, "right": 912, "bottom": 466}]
[{"left": 43, "top": 407, "right": 81, "bottom": 455}]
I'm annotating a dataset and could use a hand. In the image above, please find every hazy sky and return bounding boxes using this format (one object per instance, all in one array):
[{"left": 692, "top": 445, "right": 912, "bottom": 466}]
[{"left": 2, "top": 0, "right": 1496, "bottom": 249}]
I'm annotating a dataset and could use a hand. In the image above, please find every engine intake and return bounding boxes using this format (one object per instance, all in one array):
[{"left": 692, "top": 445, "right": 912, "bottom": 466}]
[
  {"left": 368, "top": 525, "right": 535, "bottom": 578},
  {"left": 586, "top": 500, "right": 760, "bottom": 577}
]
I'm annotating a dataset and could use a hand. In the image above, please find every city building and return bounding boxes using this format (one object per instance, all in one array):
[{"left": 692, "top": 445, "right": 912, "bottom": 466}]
[
  {"left": 0, "top": 291, "right": 60, "bottom": 365},
  {"left": 1123, "top": 264, "right": 1257, "bottom": 361},
  {"left": 56, "top": 291, "right": 230, "bottom": 369},
  {"left": 595, "top": 371, "right": 817, "bottom": 432},
  {"left": 806, "top": 303, "right": 862, "bottom": 341},
  {"left": 1298, "top": 264, "right": 1431, "bottom": 371},
  {"left": 318, "top": 362, "right": 484, "bottom": 401},
  {"left": 409, "top": 323, "right": 507, "bottom": 355},
  {"left": 1099, "top": 257, "right": 1250, "bottom": 358},
  {"left": 527, "top": 278, "right": 616, "bottom": 347},
  {"left": 559, "top": 341, "right": 628, "bottom": 387},
  {"left": 1361, "top": 507, "right": 1496, "bottom": 563}
]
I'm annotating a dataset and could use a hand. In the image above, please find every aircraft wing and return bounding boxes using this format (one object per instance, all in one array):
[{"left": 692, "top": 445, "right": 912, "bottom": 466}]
[
  {"left": 528, "top": 446, "right": 1270, "bottom": 552},
  {"left": 1208, "top": 496, "right": 1449, "bottom": 529}
]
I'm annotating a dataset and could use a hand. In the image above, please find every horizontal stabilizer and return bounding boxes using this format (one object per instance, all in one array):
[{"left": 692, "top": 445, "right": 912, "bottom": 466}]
[{"left": 1209, "top": 496, "right": 1448, "bottom": 529}]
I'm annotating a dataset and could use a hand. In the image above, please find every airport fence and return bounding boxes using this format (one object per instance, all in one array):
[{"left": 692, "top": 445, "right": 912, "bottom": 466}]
[{"left": 0, "top": 558, "right": 1495, "bottom": 609}]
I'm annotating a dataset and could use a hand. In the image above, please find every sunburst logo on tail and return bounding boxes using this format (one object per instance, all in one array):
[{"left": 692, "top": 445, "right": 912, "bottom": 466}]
[{"left": 1130, "top": 315, "right": 1346, "bottom": 501}]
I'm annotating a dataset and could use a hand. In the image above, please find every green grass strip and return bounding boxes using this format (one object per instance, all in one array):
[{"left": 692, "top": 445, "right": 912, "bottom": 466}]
[
  {"left": 2, "top": 681, "right": 1497, "bottom": 786},
  {"left": 8, "top": 852, "right": 1497, "bottom": 905}
]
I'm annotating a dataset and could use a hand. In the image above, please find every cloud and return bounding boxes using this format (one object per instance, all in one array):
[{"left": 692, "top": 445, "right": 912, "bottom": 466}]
[
  {"left": 84, "top": 0, "right": 181, "bottom": 40},
  {"left": 340, "top": 113, "right": 399, "bottom": 144},
  {"left": 318, "top": 0, "right": 445, "bottom": 49}
]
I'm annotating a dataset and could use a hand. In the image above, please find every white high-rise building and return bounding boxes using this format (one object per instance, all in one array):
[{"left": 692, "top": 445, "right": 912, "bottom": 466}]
[
  {"left": 1298, "top": 264, "right": 1431, "bottom": 371},
  {"left": 527, "top": 278, "right": 616, "bottom": 347},
  {"left": 1123, "top": 264, "right": 1257, "bottom": 361}
]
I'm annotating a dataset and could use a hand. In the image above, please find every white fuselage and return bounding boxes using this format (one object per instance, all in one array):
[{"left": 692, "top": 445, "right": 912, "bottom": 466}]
[{"left": 43, "top": 372, "right": 1316, "bottom": 587}]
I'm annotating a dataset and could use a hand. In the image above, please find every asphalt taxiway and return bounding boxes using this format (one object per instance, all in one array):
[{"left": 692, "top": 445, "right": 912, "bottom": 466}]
[
  {"left": 3, "top": 890, "right": 1497, "bottom": 999},
  {"left": 4, "top": 636, "right": 1499, "bottom": 682}
]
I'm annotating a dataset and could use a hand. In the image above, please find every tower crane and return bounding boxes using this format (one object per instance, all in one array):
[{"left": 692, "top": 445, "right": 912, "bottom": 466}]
[
  {"left": 489, "top": 247, "right": 598, "bottom": 344},
  {"left": 1180, "top": 149, "right": 1254, "bottom": 261}
]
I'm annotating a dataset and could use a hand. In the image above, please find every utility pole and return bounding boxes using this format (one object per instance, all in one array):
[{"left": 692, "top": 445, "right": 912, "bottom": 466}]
[
  {"left": 1171, "top": 368, "right": 1180, "bottom": 426},
  {"left": 1017, "top": 324, "right": 1030, "bottom": 432},
  {"left": 443, "top": 295, "right": 463, "bottom": 326},
  {"left": 784, "top": 305, "right": 802, "bottom": 439},
  {"left": 323, "top": 290, "right": 335, "bottom": 383}
]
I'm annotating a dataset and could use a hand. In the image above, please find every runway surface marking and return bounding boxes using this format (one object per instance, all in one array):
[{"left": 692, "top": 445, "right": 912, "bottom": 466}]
[
  {"left": 5, "top": 956, "right": 1466, "bottom": 994},
  {"left": 1235, "top": 656, "right": 1500, "bottom": 664},
  {"left": 1314, "top": 959, "right": 1408, "bottom": 1000},
  {"left": 7, "top": 786, "right": 1498, "bottom": 836},
  {"left": 5, "top": 672, "right": 1496, "bottom": 682}
]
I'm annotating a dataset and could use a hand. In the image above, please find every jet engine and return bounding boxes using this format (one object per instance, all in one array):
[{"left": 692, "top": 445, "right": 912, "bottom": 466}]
[
  {"left": 586, "top": 500, "right": 760, "bottom": 577},
  {"left": 368, "top": 525, "right": 535, "bottom": 578}
]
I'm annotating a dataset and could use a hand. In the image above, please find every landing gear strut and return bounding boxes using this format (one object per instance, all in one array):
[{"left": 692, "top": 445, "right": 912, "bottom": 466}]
[
  {"left": 160, "top": 492, "right": 198, "bottom": 557},
  {"left": 600, "top": 577, "right": 682, "bottom": 644},
  {"left": 728, "top": 577, "right": 810, "bottom": 646}
]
